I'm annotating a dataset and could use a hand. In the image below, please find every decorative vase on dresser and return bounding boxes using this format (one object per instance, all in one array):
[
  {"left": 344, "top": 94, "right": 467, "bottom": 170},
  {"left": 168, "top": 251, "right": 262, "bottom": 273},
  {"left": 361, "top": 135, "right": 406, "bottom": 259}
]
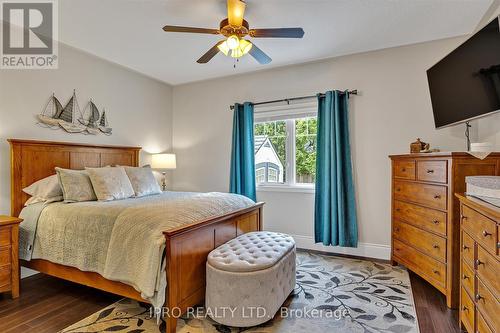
[
  {"left": 389, "top": 152, "right": 500, "bottom": 308},
  {"left": 456, "top": 194, "right": 498, "bottom": 333}
]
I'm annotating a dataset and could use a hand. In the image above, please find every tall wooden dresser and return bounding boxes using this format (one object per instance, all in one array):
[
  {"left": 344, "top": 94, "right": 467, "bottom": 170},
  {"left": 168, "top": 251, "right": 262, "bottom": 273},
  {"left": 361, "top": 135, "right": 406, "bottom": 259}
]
[
  {"left": 389, "top": 152, "right": 500, "bottom": 308},
  {"left": 456, "top": 194, "right": 498, "bottom": 333}
]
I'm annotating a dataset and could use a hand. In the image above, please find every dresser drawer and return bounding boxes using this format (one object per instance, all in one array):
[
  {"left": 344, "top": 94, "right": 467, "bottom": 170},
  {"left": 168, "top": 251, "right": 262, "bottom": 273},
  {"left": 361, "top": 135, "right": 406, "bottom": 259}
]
[
  {"left": 477, "top": 310, "right": 493, "bottom": 333},
  {"left": 0, "top": 227, "right": 11, "bottom": 247},
  {"left": 0, "top": 248, "right": 11, "bottom": 266},
  {"left": 393, "top": 200, "right": 446, "bottom": 236},
  {"left": 0, "top": 265, "right": 11, "bottom": 289},
  {"left": 393, "top": 239, "right": 446, "bottom": 288},
  {"left": 393, "top": 160, "right": 415, "bottom": 180},
  {"left": 476, "top": 278, "right": 500, "bottom": 330},
  {"left": 393, "top": 220, "right": 446, "bottom": 262},
  {"left": 417, "top": 160, "right": 447, "bottom": 183},
  {"left": 462, "top": 205, "right": 497, "bottom": 253},
  {"left": 461, "top": 286, "right": 475, "bottom": 332},
  {"left": 461, "top": 261, "right": 475, "bottom": 297},
  {"left": 394, "top": 181, "right": 447, "bottom": 211},
  {"left": 477, "top": 245, "right": 499, "bottom": 297},
  {"left": 462, "top": 231, "right": 475, "bottom": 268}
]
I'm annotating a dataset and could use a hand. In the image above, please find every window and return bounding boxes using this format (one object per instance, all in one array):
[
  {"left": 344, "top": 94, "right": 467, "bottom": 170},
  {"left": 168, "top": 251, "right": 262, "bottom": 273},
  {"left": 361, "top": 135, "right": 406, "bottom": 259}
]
[
  {"left": 256, "top": 167, "right": 265, "bottom": 184},
  {"left": 254, "top": 107, "right": 317, "bottom": 188},
  {"left": 268, "top": 168, "right": 278, "bottom": 182}
]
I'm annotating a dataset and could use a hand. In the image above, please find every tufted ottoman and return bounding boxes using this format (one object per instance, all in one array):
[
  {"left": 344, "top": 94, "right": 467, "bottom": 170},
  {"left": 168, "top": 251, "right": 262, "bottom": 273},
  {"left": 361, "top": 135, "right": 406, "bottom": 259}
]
[{"left": 206, "top": 231, "right": 296, "bottom": 327}]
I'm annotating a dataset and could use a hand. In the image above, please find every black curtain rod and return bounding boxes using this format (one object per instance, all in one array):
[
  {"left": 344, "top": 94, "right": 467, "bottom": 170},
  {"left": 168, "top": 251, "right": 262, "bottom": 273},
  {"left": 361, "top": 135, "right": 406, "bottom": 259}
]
[{"left": 229, "top": 90, "right": 358, "bottom": 110}]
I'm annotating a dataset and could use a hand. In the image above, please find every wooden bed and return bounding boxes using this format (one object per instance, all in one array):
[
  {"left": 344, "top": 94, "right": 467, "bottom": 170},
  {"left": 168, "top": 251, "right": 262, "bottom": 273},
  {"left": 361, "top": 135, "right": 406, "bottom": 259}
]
[{"left": 9, "top": 139, "right": 264, "bottom": 333}]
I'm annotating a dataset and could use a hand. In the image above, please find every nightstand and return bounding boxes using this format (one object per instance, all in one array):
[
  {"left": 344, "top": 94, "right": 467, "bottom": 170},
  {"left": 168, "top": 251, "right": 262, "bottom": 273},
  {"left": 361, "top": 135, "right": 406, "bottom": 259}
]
[{"left": 0, "top": 215, "right": 22, "bottom": 298}]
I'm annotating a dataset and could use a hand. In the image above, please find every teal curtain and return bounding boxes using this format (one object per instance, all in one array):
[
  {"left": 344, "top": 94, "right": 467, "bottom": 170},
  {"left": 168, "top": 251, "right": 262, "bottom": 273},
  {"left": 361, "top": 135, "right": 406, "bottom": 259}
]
[
  {"left": 314, "top": 91, "right": 358, "bottom": 247},
  {"left": 229, "top": 102, "right": 256, "bottom": 201}
]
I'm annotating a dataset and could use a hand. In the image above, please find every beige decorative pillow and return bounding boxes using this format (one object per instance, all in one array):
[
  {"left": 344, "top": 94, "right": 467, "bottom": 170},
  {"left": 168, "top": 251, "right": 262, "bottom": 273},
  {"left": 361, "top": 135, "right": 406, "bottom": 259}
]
[
  {"left": 56, "top": 168, "right": 97, "bottom": 203},
  {"left": 86, "top": 167, "right": 135, "bottom": 201},
  {"left": 124, "top": 166, "right": 162, "bottom": 197},
  {"left": 23, "top": 174, "right": 63, "bottom": 203}
]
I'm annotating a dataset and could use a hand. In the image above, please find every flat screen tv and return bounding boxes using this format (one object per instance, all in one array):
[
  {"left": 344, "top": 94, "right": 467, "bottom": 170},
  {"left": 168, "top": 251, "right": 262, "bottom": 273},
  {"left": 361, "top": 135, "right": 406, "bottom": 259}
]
[{"left": 427, "top": 17, "right": 500, "bottom": 129}]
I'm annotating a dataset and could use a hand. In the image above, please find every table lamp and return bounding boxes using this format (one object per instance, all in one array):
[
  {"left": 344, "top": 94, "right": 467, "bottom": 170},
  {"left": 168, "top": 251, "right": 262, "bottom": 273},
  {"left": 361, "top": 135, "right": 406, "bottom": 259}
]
[{"left": 151, "top": 153, "right": 176, "bottom": 191}]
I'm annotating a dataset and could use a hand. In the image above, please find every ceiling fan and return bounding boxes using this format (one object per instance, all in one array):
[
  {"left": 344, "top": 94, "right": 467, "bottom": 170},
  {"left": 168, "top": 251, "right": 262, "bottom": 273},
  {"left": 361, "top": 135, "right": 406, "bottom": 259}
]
[{"left": 162, "top": 0, "right": 304, "bottom": 65}]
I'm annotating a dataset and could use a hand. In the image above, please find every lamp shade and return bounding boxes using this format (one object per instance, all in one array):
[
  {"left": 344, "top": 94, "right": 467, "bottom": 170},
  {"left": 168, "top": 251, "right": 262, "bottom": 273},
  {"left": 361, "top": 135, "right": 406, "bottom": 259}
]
[{"left": 151, "top": 153, "right": 176, "bottom": 169}]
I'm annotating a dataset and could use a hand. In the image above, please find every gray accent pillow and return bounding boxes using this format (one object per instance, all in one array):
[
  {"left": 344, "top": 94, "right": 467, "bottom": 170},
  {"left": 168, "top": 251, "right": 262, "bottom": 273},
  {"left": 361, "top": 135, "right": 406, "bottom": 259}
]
[
  {"left": 86, "top": 167, "right": 135, "bottom": 201},
  {"left": 55, "top": 168, "right": 97, "bottom": 203},
  {"left": 124, "top": 166, "right": 162, "bottom": 197}
]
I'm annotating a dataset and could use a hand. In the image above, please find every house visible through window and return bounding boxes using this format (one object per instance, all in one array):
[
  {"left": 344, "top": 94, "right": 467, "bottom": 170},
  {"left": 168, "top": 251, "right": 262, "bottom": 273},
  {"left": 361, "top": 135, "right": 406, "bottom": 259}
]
[{"left": 254, "top": 106, "right": 317, "bottom": 187}]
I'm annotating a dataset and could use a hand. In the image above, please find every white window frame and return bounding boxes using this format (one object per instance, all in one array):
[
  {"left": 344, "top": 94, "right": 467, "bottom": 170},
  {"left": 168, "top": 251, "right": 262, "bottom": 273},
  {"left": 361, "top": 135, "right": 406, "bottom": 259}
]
[{"left": 254, "top": 101, "right": 317, "bottom": 193}]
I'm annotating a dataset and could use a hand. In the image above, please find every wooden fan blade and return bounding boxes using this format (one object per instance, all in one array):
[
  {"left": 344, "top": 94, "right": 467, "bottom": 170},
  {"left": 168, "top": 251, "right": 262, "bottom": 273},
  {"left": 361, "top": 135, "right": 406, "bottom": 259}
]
[
  {"left": 249, "top": 43, "right": 272, "bottom": 64},
  {"left": 163, "top": 25, "right": 219, "bottom": 35},
  {"left": 197, "top": 41, "right": 224, "bottom": 64},
  {"left": 249, "top": 28, "right": 305, "bottom": 38},
  {"left": 227, "top": 0, "right": 246, "bottom": 27}
]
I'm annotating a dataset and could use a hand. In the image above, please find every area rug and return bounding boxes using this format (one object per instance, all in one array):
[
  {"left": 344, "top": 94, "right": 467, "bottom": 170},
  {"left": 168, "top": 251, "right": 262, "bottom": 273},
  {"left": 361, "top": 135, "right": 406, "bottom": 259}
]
[{"left": 60, "top": 251, "right": 419, "bottom": 333}]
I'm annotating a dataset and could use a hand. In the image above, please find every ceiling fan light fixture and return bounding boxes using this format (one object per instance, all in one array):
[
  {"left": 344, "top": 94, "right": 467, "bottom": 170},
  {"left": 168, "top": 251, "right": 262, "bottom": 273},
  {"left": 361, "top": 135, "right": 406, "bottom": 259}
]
[
  {"left": 231, "top": 47, "right": 243, "bottom": 58},
  {"left": 217, "top": 41, "right": 230, "bottom": 56},
  {"left": 226, "top": 35, "right": 240, "bottom": 50},
  {"left": 239, "top": 39, "right": 252, "bottom": 55}
]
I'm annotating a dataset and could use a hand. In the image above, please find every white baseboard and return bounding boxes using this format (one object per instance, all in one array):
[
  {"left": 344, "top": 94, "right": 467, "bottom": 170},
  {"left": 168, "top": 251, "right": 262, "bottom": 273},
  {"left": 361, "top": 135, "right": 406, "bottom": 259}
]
[
  {"left": 290, "top": 234, "right": 391, "bottom": 260},
  {"left": 21, "top": 267, "right": 39, "bottom": 279}
]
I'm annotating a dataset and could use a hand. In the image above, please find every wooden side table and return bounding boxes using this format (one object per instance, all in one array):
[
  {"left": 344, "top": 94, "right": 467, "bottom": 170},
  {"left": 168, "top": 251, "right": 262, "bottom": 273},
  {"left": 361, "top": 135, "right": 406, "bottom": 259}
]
[{"left": 0, "top": 215, "right": 23, "bottom": 298}]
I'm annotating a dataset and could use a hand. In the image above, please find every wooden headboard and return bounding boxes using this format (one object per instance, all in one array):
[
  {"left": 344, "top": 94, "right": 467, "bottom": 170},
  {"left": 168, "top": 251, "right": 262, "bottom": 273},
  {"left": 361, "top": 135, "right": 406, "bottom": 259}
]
[{"left": 9, "top": 139, "right": 141, "bottom": 217}]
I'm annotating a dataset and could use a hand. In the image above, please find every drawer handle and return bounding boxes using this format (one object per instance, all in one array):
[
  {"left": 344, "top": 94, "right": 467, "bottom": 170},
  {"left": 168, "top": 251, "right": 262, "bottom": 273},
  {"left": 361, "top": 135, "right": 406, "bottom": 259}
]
[
  {"left": 462, "top": 306, "right": 468, "bottom": 312},
  {"left": 462, "top": 245, "right": 469, "bottom": 251},
  {"left": 462, "top": 274, "right": 469, "bottom": 280},
  {"left": 401, "top": 168, "right": 406, "bottom": 172},
  {"left": 434, "top": 194, "right": 441, "bottom": 199},
  {"left": 395, "top": 208, "right": 401, "bottom": 212},
  {"left": 461, "top": 215, "right": 468, "bottom": 221},
  {"left": 394, "top": 227, "right": 400, "bottom": 232},
  {"left": 482, "top": 230, "right": 492, "bottom": 237},
  {"left": 432, "top": 269, "right": 440, "bottom": 275},
  {"left": 426, "top": 169, "right": 434, "bottom": 173},
  {"left": 432, "top": 220, "right": 440, "bottom": 225},
  {"left": 475, "top": 259, "right": 483, "bottom": 266},
  {"left": 433, "top": 244, "right": 439, "bottom": 249},
  {"left": 475, "top": 294, "right": 482, "bottom": 301},
  {"left": 396, "top": 188, "right": 401, "bottom": 192}
]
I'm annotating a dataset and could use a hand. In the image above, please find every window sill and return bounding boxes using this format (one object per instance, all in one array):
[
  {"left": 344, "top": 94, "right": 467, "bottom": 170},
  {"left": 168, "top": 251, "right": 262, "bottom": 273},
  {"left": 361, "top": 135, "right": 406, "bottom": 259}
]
[{"left": 257, "top": 185, "right": 315, "bottom": 194}]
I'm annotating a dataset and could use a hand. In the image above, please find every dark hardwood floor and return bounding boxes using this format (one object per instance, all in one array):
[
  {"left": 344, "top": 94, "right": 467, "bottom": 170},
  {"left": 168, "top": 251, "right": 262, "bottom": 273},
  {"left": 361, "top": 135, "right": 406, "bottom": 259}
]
[
  {"left": 409, "top": 271, "right": 460, "bottom": 333},
  {"left": 0, "top": 271, "right": 459, "bottom": 333}
]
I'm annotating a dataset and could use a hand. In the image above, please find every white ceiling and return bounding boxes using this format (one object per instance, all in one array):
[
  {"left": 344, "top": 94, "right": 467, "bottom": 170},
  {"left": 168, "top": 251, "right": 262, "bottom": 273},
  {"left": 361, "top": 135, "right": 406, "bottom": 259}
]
[{"left": 58, "top": 0, "right": 493, "bottom": 85}]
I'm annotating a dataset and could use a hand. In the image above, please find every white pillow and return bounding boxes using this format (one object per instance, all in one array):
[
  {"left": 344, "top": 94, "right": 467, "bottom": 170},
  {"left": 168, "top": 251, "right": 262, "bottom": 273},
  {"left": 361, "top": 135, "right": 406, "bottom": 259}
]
[
  {"left": 86, "top": 167, "right": 135, "bottom": 201},
  {"left": 124, "top": 166, "right": 162, "bottom": 197},
  {"left": 25, "top": 195, "right": 63, "bottom": 206},
  {"left": 23, "top": 174, "right": 63, "bottom": 202},
  {"left": 56, "top": 168, "right": 98, "bottom": 203}
]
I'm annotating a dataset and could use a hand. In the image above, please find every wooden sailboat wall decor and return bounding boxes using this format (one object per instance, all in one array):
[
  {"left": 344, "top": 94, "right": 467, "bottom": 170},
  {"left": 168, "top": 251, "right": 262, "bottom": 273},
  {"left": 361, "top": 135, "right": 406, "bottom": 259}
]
[{"left": 37, "top": 91, "right": 113, "bottom": 136}]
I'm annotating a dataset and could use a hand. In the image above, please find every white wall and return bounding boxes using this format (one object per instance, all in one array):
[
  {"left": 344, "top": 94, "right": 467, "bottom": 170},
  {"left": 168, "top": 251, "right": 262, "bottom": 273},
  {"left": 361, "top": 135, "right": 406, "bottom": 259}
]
[
  {"left": 172, "top": 36, "right": 500, "bottom": 260},
  {"left": 0, "top": 42, "right": 174, "bottom": 216}
]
